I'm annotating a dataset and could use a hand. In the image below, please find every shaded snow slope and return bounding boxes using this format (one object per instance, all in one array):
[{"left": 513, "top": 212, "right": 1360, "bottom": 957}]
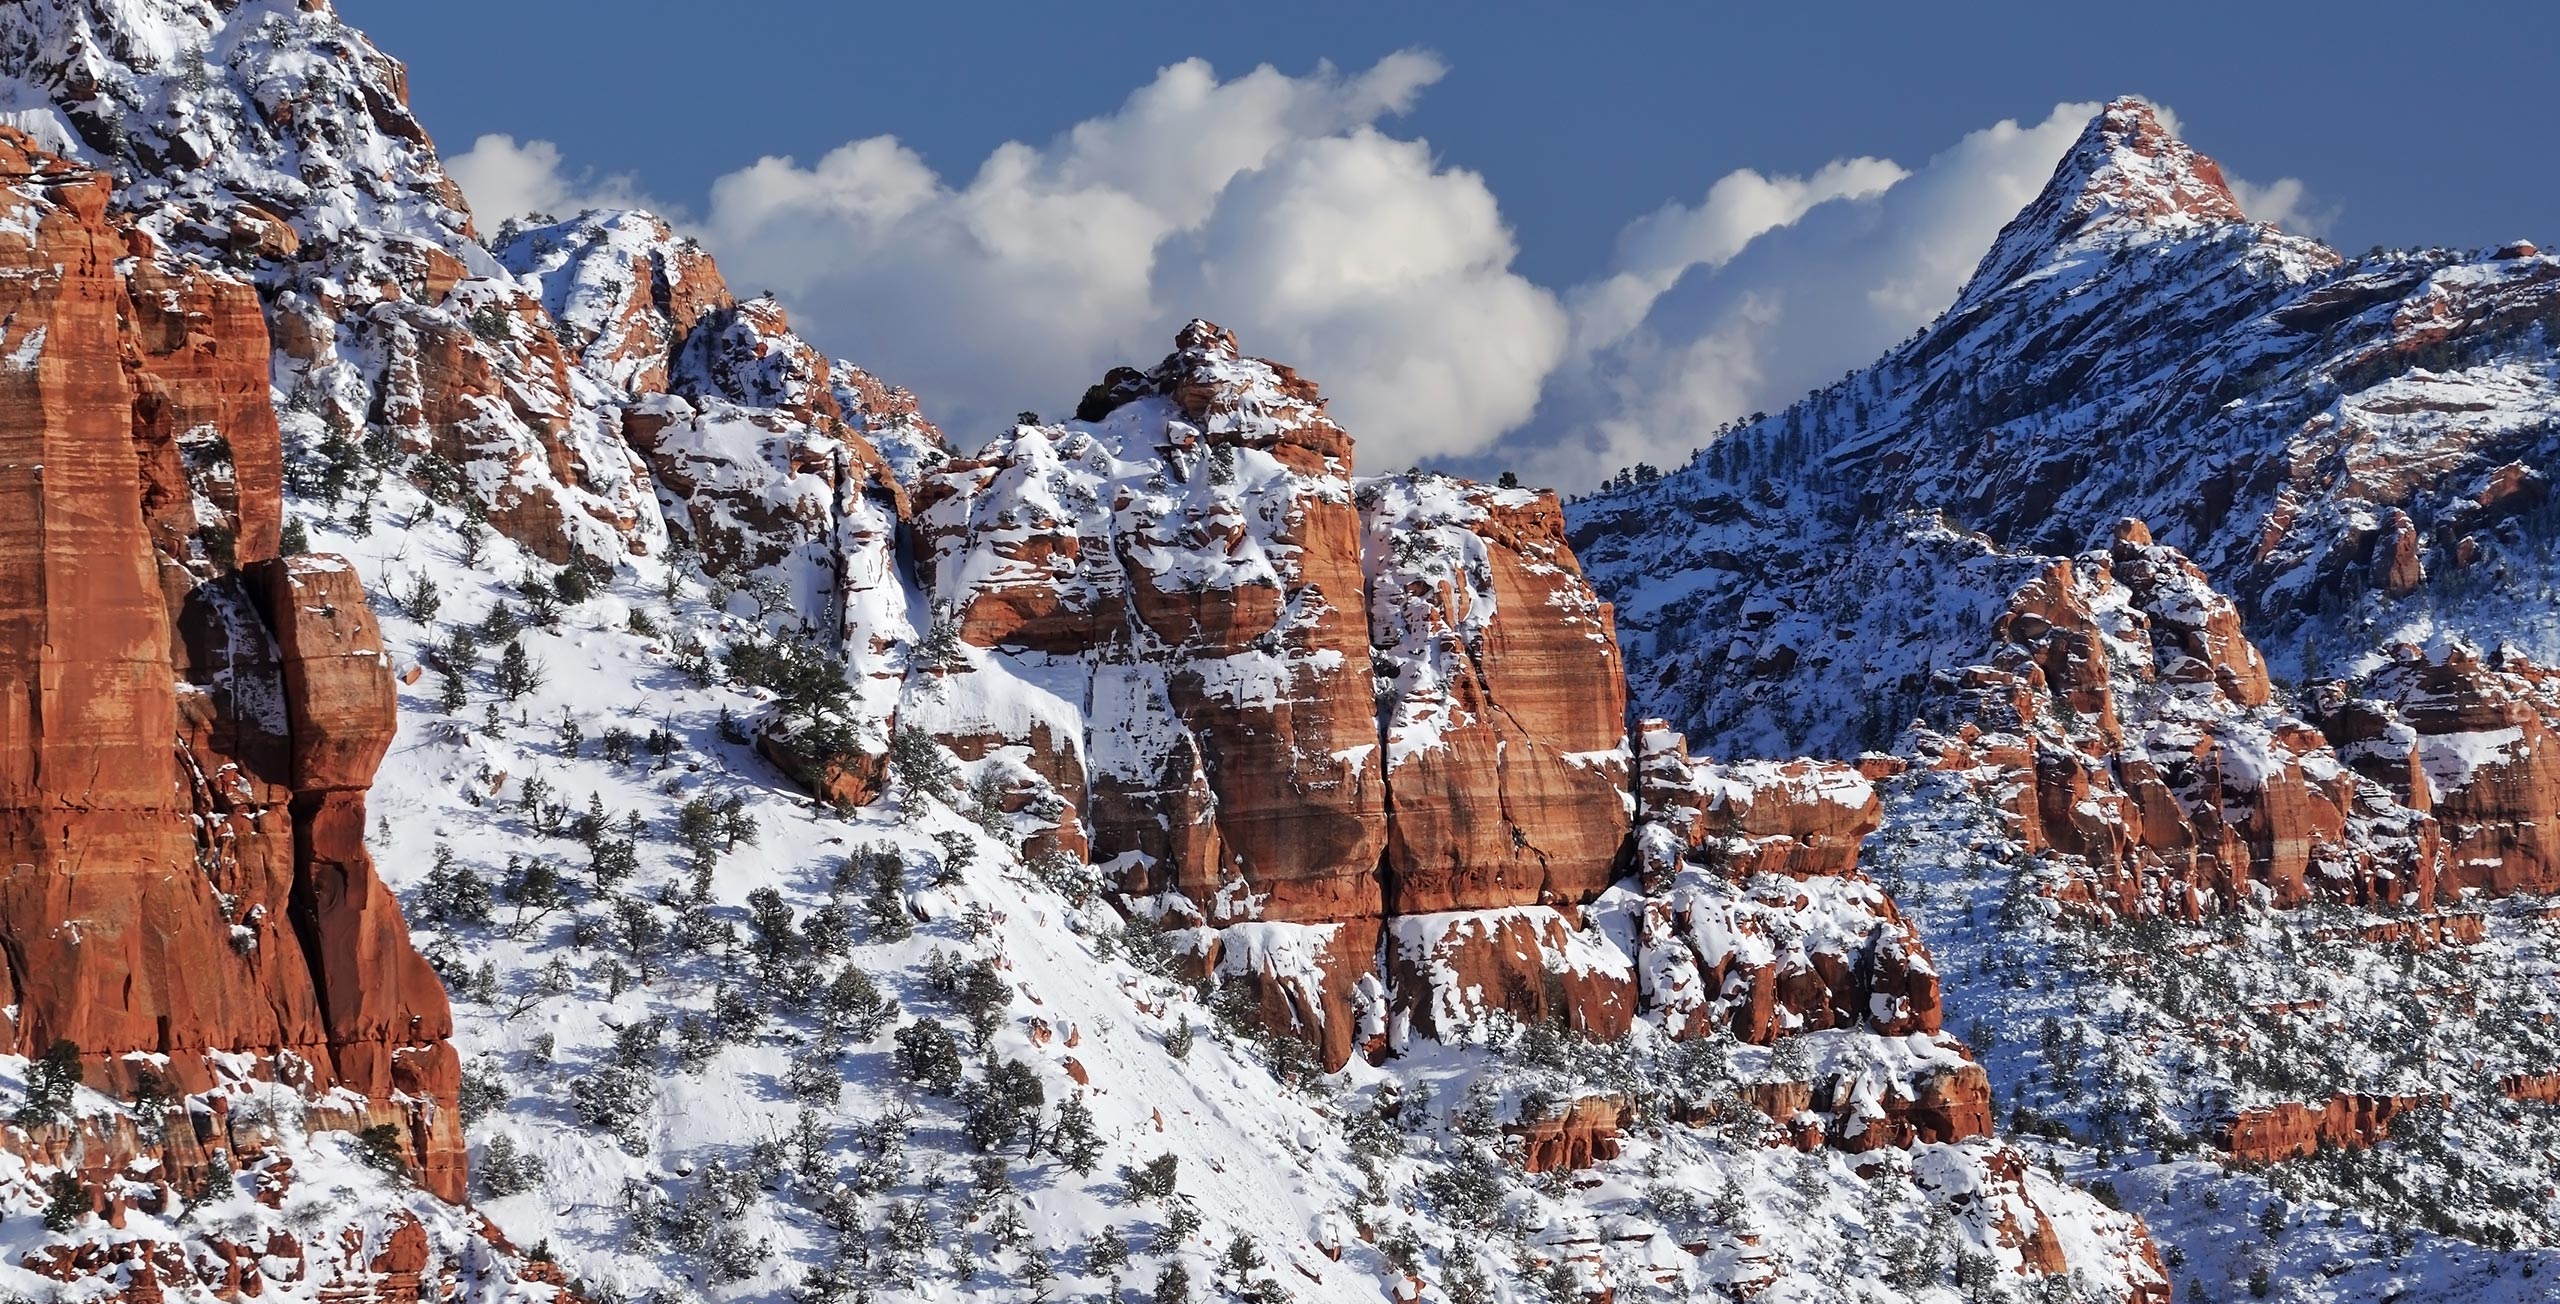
[{"left": 1573, "top": 98, "right": 2560, "bottom": 762}]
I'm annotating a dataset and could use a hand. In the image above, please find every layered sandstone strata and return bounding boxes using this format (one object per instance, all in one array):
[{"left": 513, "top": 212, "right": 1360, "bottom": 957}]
[
  {"left": 1362, "top": 475, "right": 1632, "bottom": 913},
  {"left": 1930, "top": 520, "right": 2446, "bottom": 919},
  {"left": 912, "top": 325, "right": 1646, "bottom": 1070},
  {"left": 2216, "top": 1093, "right": 2438, "bottom": 1164},
  {"left": 0, "top": 126, "right": 460, "bottom": 1201}
]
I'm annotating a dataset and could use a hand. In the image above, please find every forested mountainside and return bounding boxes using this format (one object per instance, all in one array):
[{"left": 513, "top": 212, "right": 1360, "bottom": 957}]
[
  {"left": 0, "top": 4, "right": 2548, "bottom": 1304},
  {"left": 1572, "top": 98, "right": 2560, "bottom": 764},
  {"left": 1570, "top": 92, "right": 2560, "bottom": 1302}
]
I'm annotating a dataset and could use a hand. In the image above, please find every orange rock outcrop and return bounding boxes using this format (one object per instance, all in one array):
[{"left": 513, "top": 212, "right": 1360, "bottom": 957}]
[
  {"left": 914, "top": 326, "right": 1641, "bottom": 1070},
  {"left": 1931, "top": 521, "right": 2473, "bottom": 920},
  {"left": 1509, "top": 1096, "right": 1628, "bottom": 1174},
  {"left": 0, "top": 127, "right": 460, "bottom": 1200},
  {"left": 1367, "top": 480, "right": 1632, "bottom": 914},
  {"left": 2216, "top": 1093, "right": 2436, "bottom": 1164}
]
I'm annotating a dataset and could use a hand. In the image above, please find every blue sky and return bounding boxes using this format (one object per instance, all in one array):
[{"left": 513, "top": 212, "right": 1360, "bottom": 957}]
[{"left": 341, "top": 0, "right": 2560, "bottom": 487}]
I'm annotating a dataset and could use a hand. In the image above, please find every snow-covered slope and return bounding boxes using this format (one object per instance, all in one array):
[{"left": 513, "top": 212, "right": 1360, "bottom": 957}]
[
  {"left": 286, "top": 453, "right": 2162, "bottom": 1304},
  {"left": 1570, "top": 96, "right": 2560, "bottom": 1298},
  {"left": 0, "top": 6, "right": 2168, "bottom": 1304},
  {"left": 1573, "top": 98, "right": 2560, "bottom": 763}
]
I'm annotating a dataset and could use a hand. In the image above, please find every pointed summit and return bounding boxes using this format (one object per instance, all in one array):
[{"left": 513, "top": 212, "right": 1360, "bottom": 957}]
[{"left": 1967, "top": 97, "right": 2250, "bottom": 294}]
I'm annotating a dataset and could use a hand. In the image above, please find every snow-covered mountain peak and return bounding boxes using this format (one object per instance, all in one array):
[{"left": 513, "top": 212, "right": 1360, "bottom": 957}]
[
  {"left": 2055, "top": 96, "right": 2247, "bottom": 227},
  {"left": 1964, "top": 95, "right": 2261, "bottom": 297}
]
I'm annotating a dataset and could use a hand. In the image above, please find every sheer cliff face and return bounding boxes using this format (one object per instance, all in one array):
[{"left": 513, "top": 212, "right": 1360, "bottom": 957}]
[
  {"left": 1363, "top": 475, "right": 1632, "bottom": 915},
  {"left": 0, "top": 126, "right": 460, "bottom": 1199},
  {"left": 903, "top": 325, "right": 2045, "bottom": 1188},
  {"left": 905, "top": 323, "right": 1652, "bottom": 1066}
]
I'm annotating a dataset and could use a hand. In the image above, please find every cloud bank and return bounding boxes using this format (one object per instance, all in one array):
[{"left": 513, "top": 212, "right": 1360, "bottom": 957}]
[
  {"left": 463, "top": 54, "right": 1561, "bottom": 461},
  {"left": 450, "top": 71, "right": 2318, "bottom": 492},
  {"left": 448, "top": 134, "right": 655, "bottom": 230},
  {"left": 1496, "top": 102, "right": 2109, "bottom": 490}
]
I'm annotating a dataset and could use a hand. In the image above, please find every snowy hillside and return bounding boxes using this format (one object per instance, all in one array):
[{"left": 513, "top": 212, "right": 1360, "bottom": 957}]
[
  {"left": 0, "top": 7, "right": 2550, "bottom": 1304},
  {"left": 287, "top": 438, "right": 2157, "bottom": 1304},
  {"left": 0, "top": 5, "right": 2166, "bottom": 1304},
  {"left": 1572, "top": 98, "right": 2560, "bottom": 762}
]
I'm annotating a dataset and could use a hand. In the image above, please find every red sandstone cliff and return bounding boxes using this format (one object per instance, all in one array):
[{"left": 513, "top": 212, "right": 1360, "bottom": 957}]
[
  {"left": 2216, "top": 1093, "right": 2438, "bottom": 1164},
  {"left": 909, "top": 324, "right": 1649, "bottom": 1073},
  {"left": 1363, "top": 475, "right": 1633, "bottom": 914},
  {"left": 1920, "top": 519, "right": 2542, "bottom": 923},
  {"left": 0, "top": 126, "right": 460, "bottom": 1202}
]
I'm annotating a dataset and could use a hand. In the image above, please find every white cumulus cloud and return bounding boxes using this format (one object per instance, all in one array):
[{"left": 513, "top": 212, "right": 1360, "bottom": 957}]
[
  {"left": 691, "top": 53, "right": 1563, "bottom": 464},
  {"left": 447, "top": 56, "right": 1564, "bottom": 467},
  {"left": 449, "top": 82, "right": 2321, "bottom": 496},
  {"left": 2228, "top": 174, "right": 2336, "bottom": 237},
  {"left": 1567, "top": 156, "right": 1909, "bottom": 362},
  {"left": 1487, "top": 102, "right": 2110, "bottom": 491},
  {"left": 447, "top": 134, "right": 656, "bottom": 230}
]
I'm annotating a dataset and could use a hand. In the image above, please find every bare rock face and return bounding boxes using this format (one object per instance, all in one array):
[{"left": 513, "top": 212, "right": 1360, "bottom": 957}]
[
  {"left": 2371, "top": 509, "right": 2427, "bottom": 597},
  {"left": 2506, "top": 1072, "right": 2560, "bottom": 1104},
  {"left": 126, "top": 238, "right": 286, "bottom": 567},
  {"left": 1651, "top": 752, "right": 1884, "bottom": 881},
  {"left": 2343, "top": 641, "right": 2560, "bottom": 896},
  {"left": 1508, "top": 1096, "right": 1627, "bottom": 1174},
  {"left": 1930, "top": 522, "right": 2439, "bottom": 918},
  {"left": 1627, "top": 724, "right": 1985, "bottom": 1152},
  {"left": 1362, "top": 476, "right": 1632, "bottom": 914},
  {"left": 250, "top": 558, "right": 462, "bottom": 1199},
  {"left": 0, "top": 126, "right": 460, "bottom": 1200},
  {"left": 755, "top": 718, "right": 891, "bottom": 809},
  {"left": 2216, "top": 1093, "right": 2437, "bottom": 1164},
  {"left": 1386, "top": 909, "right": 1636, "bottom": 1044},
  {"left": 1958, "top": 1149, "right": 2076, "bottom": 1279}
]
